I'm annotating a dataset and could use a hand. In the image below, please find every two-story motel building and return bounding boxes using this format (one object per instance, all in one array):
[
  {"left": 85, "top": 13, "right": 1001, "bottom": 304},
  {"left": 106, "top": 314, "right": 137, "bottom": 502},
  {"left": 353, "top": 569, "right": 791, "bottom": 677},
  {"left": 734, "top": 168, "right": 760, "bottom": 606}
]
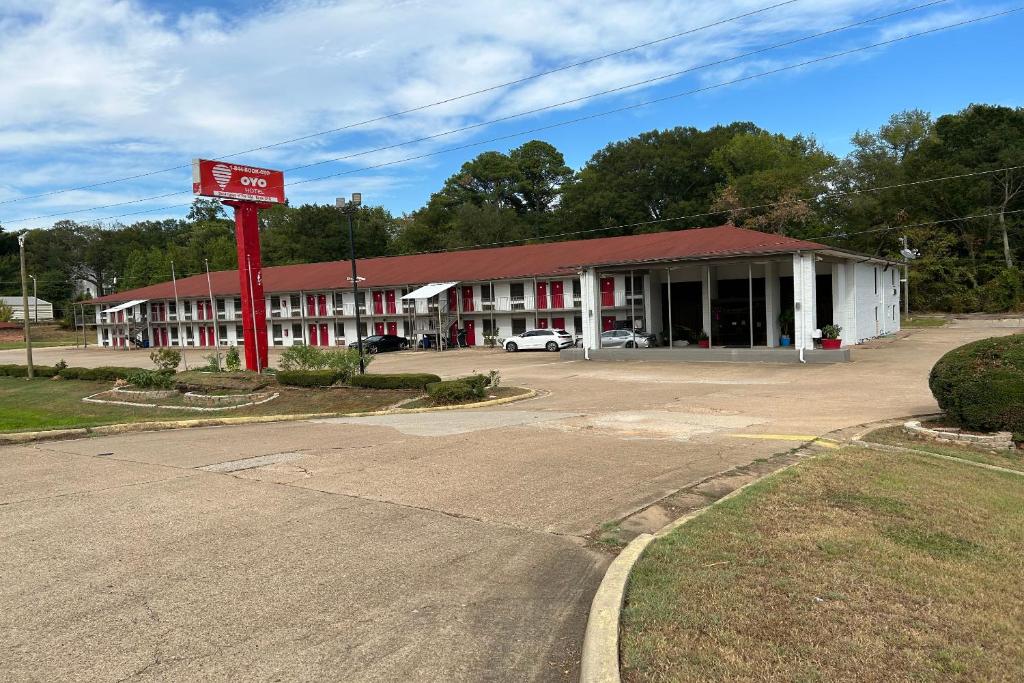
[{"left": 86, "top": 225, "right": 901, "bottom": 354}]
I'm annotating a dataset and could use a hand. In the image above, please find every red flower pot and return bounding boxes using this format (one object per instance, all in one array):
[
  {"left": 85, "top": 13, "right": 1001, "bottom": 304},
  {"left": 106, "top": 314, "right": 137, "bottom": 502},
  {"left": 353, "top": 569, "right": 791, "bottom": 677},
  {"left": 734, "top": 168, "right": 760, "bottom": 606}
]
[
  {"left": 821, "top": 338, "right": 842, "bottom": 350},
  {"left": 698, "top": 339, "right": 710, "bottom": 348}
]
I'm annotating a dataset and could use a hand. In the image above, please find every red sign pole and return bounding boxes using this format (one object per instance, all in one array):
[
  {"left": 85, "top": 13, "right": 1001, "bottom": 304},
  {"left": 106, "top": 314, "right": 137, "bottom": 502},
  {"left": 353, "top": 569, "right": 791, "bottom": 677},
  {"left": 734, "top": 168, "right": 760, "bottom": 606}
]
[{"left": 223, "top": 200, "right": 269, "bottom": 372}]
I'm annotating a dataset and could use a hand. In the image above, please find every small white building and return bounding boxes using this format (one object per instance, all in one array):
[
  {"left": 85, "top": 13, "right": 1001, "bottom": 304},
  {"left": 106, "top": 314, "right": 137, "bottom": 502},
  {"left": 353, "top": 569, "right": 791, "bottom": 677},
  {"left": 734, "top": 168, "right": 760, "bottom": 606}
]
[
  {"left": 85, "top": 225, "right": 900, "bottom": 357},
  {"left": 0, "top": 296, "right": 55, "bottom": 322}
]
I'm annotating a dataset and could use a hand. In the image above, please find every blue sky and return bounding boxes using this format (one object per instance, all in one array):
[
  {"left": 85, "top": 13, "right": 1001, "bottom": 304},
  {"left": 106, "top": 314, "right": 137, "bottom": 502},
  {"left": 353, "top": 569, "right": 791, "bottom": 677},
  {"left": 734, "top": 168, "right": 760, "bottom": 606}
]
[{"left": 0, "top": 0, "right": 1021, "bottom": 229}]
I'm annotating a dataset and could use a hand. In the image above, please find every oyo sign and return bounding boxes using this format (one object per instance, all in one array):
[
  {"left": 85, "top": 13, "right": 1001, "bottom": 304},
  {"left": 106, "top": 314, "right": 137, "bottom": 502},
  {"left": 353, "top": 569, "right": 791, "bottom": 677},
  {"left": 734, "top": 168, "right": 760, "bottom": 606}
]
[{"left": 192, "top": 158, "right": 286, "bottom": 204}]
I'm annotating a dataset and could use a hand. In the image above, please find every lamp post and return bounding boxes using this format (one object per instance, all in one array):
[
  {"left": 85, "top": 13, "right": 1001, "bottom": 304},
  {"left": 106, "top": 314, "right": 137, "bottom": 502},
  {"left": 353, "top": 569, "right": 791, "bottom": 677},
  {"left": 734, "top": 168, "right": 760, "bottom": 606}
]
[
  {"left": 29, "top": 275, "right": 37, "bottom": 322},
  {"left": 336, "top": 193, "right": 364, "bottom": 374},
  {"left": 18, "top": 234, "right": 33, "bottom": 379}
]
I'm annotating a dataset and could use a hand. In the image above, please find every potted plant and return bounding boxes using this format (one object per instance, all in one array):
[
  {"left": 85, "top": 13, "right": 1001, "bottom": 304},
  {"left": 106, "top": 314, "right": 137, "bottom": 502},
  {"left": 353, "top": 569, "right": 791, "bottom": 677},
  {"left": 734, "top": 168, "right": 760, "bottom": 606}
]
[
  {"left": 821, "top": 324, "right": 842, "bottom": 349},
  {"left": 698, "top": 330, "right": 710, "bottom": 348},
  {"left": 778, "top": 308, "right": 794, "bottom": 347}
]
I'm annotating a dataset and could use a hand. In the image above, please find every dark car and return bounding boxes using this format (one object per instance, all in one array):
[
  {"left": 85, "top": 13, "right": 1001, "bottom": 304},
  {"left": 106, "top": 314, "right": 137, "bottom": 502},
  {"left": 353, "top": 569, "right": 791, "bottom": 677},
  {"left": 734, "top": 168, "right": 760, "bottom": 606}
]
[{"left": 348, "top": 334, "right": 409, "bottom": 353}]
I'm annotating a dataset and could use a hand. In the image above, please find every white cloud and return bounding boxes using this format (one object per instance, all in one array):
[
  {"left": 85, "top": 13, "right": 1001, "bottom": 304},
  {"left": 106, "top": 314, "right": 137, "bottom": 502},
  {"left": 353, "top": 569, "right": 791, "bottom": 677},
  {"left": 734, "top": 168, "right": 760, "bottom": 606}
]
[{"left": 0, "top": 0, "right": 978, "bottom": 225}]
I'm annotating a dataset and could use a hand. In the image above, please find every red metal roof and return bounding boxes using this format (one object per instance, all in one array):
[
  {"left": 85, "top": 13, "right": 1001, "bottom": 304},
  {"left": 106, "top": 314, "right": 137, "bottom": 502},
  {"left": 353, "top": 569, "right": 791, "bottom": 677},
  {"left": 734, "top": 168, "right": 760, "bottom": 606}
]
[{"left": 89, "top": 225, "right": 824, "bottom": 304}]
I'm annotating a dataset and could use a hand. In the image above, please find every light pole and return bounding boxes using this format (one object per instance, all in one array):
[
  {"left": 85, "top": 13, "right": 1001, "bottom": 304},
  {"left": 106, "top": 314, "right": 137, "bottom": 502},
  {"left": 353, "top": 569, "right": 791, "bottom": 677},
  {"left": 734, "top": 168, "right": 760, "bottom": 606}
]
[
  {"left": 18, "top": 234, "right": 33, "bottom": 379},
  {"left": 29, "top": 275, "right": 37, "bottom": 322},
  {"left": 336, "top": 193, "right": 364, "bottom": 373}
]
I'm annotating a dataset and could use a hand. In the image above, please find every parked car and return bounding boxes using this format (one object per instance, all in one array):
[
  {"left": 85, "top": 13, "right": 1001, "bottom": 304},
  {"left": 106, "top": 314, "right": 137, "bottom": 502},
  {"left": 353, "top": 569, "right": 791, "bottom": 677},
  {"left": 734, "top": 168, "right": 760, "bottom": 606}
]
[
  {"left": 600, "top": 329, "right": 658, "bottom": 348},
  {"left": 348, "top": 334, "right": 409, "bottom": 353},
  {"left": 504, "top": 328, "right": 574, "bottom": 352}
]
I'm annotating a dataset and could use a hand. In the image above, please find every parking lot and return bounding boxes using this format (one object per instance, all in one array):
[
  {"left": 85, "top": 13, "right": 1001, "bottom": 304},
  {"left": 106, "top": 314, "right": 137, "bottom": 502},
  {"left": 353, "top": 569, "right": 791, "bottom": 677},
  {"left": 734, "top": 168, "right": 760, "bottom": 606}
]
[{"left": 1, "top": 318, "right": 1020, "bottom": 681}]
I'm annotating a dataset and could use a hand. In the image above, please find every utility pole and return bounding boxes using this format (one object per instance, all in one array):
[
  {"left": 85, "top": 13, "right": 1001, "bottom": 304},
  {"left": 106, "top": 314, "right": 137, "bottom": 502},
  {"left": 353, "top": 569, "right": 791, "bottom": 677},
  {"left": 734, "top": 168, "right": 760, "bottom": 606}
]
[
  {"left": 18, "top": 234, "right": 34, "bottom": 378},
  {"left": 337, "top": 193, "right": 364, "bottom": 373},
  {"left": 899, "top": 236, "right": 919, "bottom": 319}
]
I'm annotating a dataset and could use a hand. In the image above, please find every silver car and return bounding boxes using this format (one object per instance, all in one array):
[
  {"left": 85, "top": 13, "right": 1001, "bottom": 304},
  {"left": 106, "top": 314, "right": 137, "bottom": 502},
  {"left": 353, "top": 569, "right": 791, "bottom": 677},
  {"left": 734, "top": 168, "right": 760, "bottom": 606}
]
[{"left": 600, "top": 329, "right": 657, "bottom": 348}]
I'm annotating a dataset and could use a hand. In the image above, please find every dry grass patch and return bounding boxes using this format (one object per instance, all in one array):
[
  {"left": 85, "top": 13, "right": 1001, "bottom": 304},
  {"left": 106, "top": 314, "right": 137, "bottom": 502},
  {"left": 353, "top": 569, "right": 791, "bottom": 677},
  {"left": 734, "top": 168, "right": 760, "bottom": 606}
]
[{"left": 620, "top": 447, "right": 1024, "bottom": 682}]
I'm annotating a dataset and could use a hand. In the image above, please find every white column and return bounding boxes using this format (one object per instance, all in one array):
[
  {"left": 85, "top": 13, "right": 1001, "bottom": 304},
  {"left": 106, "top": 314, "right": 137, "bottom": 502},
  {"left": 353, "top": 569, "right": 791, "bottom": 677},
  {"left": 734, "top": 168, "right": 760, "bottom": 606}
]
[
  {"left": 643, "top": 272, "right": 655, "bottom": 333},
  {"left": 580, "top": 268, "right": 602, "bottom": 350},
  {"left": 701, "top": 265, "right": 716, "bottom": 341},
  {"left": 764, "top": 261, "right": 779, "bottom": 347},
  {"left": 792, "top": 252, "right": 817, "bottom": 350}
]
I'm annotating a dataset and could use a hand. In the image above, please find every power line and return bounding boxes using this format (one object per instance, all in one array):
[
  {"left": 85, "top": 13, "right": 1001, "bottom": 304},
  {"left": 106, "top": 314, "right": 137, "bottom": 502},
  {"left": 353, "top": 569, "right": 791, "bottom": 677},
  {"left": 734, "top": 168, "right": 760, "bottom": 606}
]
[
  {"left": 6, "top": 5, "right": 1017, "bottom": 228},
  {"left": 1, "top": 0, "right": 954, "bottom": 225},
  {"left": 0, "top": 1, "right": 798, "bottom": 207}
]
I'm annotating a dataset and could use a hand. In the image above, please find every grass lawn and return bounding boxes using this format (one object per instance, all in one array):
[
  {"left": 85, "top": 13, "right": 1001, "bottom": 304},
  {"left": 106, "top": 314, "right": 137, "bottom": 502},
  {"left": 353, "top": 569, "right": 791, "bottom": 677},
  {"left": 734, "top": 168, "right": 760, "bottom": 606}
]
[
  {"left": 902, "top": 315, "right": 949, "bottom": 328},
  {"left": 863, "top": 425, "right": 1024, "bottom": 472},
  {"left": 0, "top": 323, "right": 83, "bottom": 349},
  {"left": 620, "top": 446, "right": 1024, "bottom": 682},
  {"left": 0, "top": 377, "right": 413, "bottom": 433}
]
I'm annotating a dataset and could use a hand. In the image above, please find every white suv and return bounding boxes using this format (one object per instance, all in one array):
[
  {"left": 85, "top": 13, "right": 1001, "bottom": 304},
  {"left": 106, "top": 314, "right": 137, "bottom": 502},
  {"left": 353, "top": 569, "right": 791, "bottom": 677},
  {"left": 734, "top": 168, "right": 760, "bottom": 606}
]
[{"left": 505, "top": 329, "right": 574, "bottom": 352}]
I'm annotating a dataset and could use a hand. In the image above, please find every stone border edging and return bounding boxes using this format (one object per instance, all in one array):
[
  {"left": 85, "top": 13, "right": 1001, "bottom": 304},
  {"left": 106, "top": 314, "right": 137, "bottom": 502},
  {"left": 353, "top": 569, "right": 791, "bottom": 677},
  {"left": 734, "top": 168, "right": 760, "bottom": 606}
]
[
  {"left": 82, "top": 390, "right": 280, "bottom": 411},
  {"left": 904, "top": 419, "right": 1014, "bottom": 450},
  {"left": 0, "top": 387, "right": 537, "bottom": 445},
  {"left": 579, "top": 443, "right": 815, "bottom": 683}
]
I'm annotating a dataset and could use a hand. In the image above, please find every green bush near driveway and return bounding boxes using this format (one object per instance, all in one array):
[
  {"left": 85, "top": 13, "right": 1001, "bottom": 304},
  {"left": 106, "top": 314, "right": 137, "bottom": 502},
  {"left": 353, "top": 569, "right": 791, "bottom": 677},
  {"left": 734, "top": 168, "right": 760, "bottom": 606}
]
[
  {"left": 276, "top": 370, "right": 344, "bottom": 387},
  {"left": 349, "top": 373, "right": 441, "bottom": 390},
  {"left": 425, "top": 379, "right": 485, "bottom": 404},
  {"left": 929, "top": 334, "right": 1024, "bottom": 434}
]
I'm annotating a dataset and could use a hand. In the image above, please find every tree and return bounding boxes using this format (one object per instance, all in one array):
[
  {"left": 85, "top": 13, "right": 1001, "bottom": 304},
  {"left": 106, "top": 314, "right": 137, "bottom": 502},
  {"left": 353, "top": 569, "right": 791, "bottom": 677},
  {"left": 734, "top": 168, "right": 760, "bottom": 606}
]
[
  {"left": 709, "top": 131, "right": 835, "bottom": 236},
  {"left": 559, "top": 123, "right": 761, "bottom": 235}
]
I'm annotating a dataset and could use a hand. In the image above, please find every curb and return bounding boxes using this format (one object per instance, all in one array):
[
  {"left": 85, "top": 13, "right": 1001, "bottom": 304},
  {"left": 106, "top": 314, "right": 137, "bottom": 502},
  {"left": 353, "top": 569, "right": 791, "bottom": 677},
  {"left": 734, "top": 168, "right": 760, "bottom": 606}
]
[
  {"left": 0, "top": 387, "right": 537, "bottom": 445},
  {"left": 578, "top": 443, "right": 817, "bottom": 683},
  {"left": 852, "top": 438, "right": 1024, "bottom": 478}
]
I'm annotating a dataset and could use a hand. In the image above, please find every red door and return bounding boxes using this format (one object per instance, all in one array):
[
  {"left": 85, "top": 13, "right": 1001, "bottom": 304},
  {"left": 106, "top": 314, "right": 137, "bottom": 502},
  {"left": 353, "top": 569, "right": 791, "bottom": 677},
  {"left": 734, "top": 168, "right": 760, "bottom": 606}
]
[
  {"left": 386, "top": 321, "right": 398, "bottom": 336},
  {"left": 319, "top": 324, "right": 329, "bottom": 346},
  {"left": 372, "top": 291, "right": 384, "bottom": 315},
  {"left": 551, "top": 281, "right": 564, "bottom": 308},
  {"left": 317, "top": 294, "right": 327, "bottom": 316},
  {"left": 208, "top": 326, "right": 215, "bottom": 346},
  {"left": 536, "top": 282, "right": 548, "bottom": 309},
  {"left": 308, "top": 324, "right": 318, "bottom": 346},
  {"left": 536, "top": 318, "right": 549, "bottom": 329},
  {"left": 449, "top": 322, "right": 459, "bottom": 345},
  {"left": 447, "top": 288, "right": 458, "bottom": 312},
  {"left": 386, "top": 290, "right": 397, "bottom": 315},
  {"left": 161, "top": 328, "right": 169, "bottom": 346},
  {"left": 374, "top": 322, "right": 385, "bottom": 335},
  {"left": 199, "top": 327, "right": 207, "bottom": 346},
  {"left": 600, "top": 277, "right": 615, "bottom": 307},
  {"left": 306, "top": 295, "right": 316, "bottom": 317},
  {"left": 602, "top": 316, "right": 616, "bottom": 332},
  {"left": 465, "top": 320, "right": 476, "bottom": 346},
  {"left": 462, "top": 286, "right": 474, "bottom": 312},
  {"left": 552, "top": 317, "right": 565, "bottom": 330}
]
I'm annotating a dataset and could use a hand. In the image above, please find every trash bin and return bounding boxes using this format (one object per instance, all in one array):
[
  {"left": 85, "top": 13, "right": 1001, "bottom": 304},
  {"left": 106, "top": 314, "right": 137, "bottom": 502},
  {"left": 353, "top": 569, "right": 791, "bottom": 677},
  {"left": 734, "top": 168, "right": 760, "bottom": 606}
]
[
  {"left": 142, "top": 339, "right": 150, "bottom": 348},
  {"left": 422, "top": 335, "right": 432, "bottom": 349}
]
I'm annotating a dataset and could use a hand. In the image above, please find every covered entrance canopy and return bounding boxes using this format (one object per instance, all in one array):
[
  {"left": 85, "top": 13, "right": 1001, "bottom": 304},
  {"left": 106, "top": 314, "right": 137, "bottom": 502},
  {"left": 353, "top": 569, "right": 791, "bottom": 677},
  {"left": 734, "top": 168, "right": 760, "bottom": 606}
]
[
  {"left": 401, "top": 282, "right": 459, "bottom": 300},
  {"left": 103, "top": 298, "right": 148, "bottom": 314}
]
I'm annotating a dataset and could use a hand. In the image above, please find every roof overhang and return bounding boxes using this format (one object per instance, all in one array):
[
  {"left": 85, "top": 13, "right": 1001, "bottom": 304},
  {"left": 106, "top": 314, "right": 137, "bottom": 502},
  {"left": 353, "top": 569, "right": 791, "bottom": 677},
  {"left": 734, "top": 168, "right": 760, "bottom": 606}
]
[
  {"left": 103, "top": 298, "right": 148, "bottom": 313},
  {"left": 401, "top": 282, "right": 459, "bottom": 300}
]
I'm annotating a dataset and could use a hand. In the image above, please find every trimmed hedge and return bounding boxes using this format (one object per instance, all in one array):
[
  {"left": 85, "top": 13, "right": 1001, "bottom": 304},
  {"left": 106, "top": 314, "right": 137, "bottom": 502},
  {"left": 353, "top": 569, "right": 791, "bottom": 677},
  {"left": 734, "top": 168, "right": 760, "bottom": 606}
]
[
  {"left": 349, "top": 373, "right": 442, "bottom": 390},
  {"left": 276, "top": 370, "right": 343, "bottom": 387},
  {"left": 929, "top": 334, "right": 1024, "bottom": 434},
  {"left": 58, "top": 366, "right": 137, "bottom": 381},
  {"left": 0, "top": 364, "right": 58, "bottom": 377},
  {"left": 426, "top": 379, "right": 485, "bottom": 404}
]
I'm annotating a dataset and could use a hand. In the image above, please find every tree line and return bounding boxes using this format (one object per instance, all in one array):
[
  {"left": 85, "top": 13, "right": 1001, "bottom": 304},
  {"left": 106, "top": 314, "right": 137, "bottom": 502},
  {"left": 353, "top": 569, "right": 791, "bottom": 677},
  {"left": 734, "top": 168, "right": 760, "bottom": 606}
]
[{"left": 1, "top": 103, "right": 1021, "bottom": 317}]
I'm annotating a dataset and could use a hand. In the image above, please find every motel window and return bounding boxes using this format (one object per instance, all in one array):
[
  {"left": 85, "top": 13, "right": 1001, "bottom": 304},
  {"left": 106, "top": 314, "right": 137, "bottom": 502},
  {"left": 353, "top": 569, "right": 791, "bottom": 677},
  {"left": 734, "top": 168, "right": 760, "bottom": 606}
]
[
  {"left": 574, "top": 316, "right": 583, "bottom": 334},
  {"left": 512, "top": 318, "right": 526, "bottom": 334},
  {"left": 572, "top": 279, "right": 581, "bottom": 305},
  {"left": 625, "top": 275, "right": 643, "bottom": 298},
  {"left": 481, "top": 284, "right": 494, "bottom": 310},
  {"left": 335, "top": 322, "right": 345, "bottom": 339},
  {"left": 233, "top": 298, "right": 242, "bottom": 318},
  {"left": 272, "top": 324, "right": 283, "bottom": 343},
  {"left": 235, "top": 325, "right": 243, "bottom": 341},
  {"left": 218, "top": 325, "right": 228, "bottom": 344},
  {"left": 168, "top": 301, "right": 177, "bottom": 319},
  {"left": 358, "top": 322, "right": 368, "bottom": 337},
  {"left": 334, "top": 292, "right": 345, "bottom": 314},
  {"left": 217, "top": 298, "right": 227, "bottom": 318},
  {"left": 270, "top": 296, "right": 281, "bottom": 317},
  {"left": 289, "top": 294, "right": 301, "bottom": 314},
  {"left": 403, "top": 320, "right": 412, "bottom": 337},
  {"left": 482, "top": 318, "right": 497, "bottom": 336},
  {"left": 356, "top": 292, "right": 367, "bottom": 314},
  {"left": 291, "top": 323, "right": 303, "bottom": 343},
  {"left": 510, "top": 283, "right": 525, "bottom": 310}
]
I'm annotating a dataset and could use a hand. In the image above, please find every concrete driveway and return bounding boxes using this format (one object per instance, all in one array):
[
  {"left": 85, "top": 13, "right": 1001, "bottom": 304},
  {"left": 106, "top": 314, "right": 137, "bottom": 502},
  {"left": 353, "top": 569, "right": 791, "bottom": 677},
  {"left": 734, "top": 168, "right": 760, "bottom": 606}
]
[{"left": 1, "top": 318, "right": 1019, "bottom": 681}]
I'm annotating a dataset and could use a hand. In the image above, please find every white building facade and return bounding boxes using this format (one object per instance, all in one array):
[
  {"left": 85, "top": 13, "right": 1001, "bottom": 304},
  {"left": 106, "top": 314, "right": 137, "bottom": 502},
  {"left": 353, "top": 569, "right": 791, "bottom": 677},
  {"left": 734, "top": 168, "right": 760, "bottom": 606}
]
[{"left": 89, "top": 227, "right": 900, "bottom": 352}]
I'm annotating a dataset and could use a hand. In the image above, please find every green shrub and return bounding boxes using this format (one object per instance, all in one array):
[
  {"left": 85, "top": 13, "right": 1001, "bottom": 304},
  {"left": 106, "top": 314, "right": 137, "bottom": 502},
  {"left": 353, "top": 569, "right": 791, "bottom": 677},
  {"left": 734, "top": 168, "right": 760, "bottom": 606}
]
[
  {"left": 426, "top": 379, "right": 485, "bottom": 404},
  {"left": 150, "top": 348, "right": 182, "bottom": 372},
  {"left": 225, "top": 346, "right": 241, "bottom": 372},
  {"left": 349, "top": 373, "right": 441, "bottom": 390},
  {"left": 929, "top": 335, "right": 1024, "bottom": 434},
  {"left": 279, "top": 346, "right": 372, "bottom": 379},
  {"left": 58, "top": 366, "right": 136, "bottom": 381},
  {"left": 276, "top": 370, "right": 343, "bottom": 387},
  {"left": 0, "top": 364, "right": 57, "bottom": 377},
  {"left": 126, "top": 369, "right": 176, "bottom": 389}
]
